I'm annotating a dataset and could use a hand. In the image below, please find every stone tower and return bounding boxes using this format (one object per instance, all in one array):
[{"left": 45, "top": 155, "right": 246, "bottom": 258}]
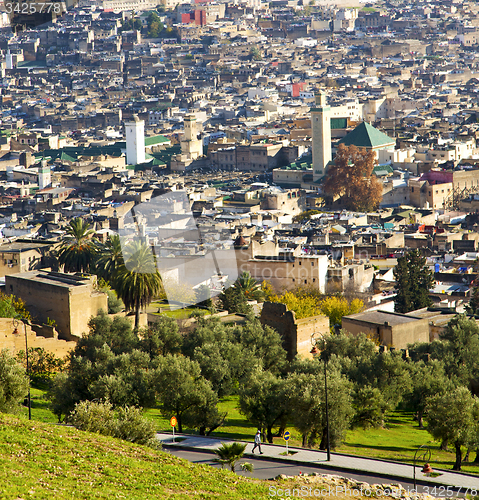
[
  {"left": 181, "top": 114, "right": 202, "bottom": 159},
  {"left": 311, "top": 92, "right": 332, "bottom": 182}
]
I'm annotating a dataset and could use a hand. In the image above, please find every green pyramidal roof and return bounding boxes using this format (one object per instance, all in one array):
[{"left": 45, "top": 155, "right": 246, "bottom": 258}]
[{"left": 339, "top": 122, "right": 395, "bottom": 149}]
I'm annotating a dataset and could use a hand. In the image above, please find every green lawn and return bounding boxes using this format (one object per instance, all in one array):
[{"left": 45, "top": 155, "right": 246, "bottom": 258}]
[
  {"left": 0, "top": 413, "right": 272, "bottom": 499},
  {"left": 148, "top": 301, "right": 210, "bottom": 320}
]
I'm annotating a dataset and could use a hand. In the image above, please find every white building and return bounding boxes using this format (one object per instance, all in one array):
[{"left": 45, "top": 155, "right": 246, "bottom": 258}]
[{"left": 125, "top": 115, "right": 145, "bottom": 166}]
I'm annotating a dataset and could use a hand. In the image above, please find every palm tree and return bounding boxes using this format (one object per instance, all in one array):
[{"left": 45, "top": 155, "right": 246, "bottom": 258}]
[
  {"left": 57, "top": 218, "right": 97, "bottom": 273},
  {"left": 113, "top": 240, "right": 163, "bottom": 329},
  {"left": 232, "top": 272, "right": 264, "bottom": 302},
  {"left": 213, "top": 442, "right": 253, "bottom": 473},
  {"left": 94, "top": 234, "right": 124, "bottom": 284}
]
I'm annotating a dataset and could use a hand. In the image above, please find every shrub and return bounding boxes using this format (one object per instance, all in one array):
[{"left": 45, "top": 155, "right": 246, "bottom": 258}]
[
  {"left": 69, "top": 400, "right": 116, "bottom": 435},
  {"left": 69, "top": 400, "right": 159, "bottom": 448},
  {"left": 0, "top": 349, "right": 29, "bottom": 414},
  {"left": 114, "top": 406, "right": 158, "bottom": 446},
  {"left": 107, "top": 290, "right": 124, "bottom": 314}
]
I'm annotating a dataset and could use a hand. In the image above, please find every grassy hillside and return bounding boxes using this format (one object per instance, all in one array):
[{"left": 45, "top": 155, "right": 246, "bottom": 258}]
[{"left": 0, "top": 413, "right": 271, "bottom": 499}]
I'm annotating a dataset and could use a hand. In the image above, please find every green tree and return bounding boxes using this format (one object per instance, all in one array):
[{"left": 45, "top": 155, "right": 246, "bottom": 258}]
[
  {"left": 232, "top": 272, "right": 264, "bottom": 302},
  {"left": 319, "top": 332, "right": 410, "bottom": 427},
  {"left": 213, "top": 442, "right": 253, "bottom": 473},
  {"left": 48, "top": 312, "right": 158, "bottom": 421},
  {"left": 239, "top": 369, "right": 289, "bottom": 443},
  {"left": 113, "top": 240, "right": 163, "bottom": 329},
  {"left": 219, "top": 286, "right": 252, "bottom": 314},
  {"left": 0, "top": 292, "right": 31, "bottom": 320},
  {"left": 467, "top": 275, "right": 479, "bottom": 315},
  {"left": 426, "top": 386, "right": 479, "bottom": 471},
  {"left": 75, "top": 311, "right": 139, "bottom": 358},
  {"left": 147, "top": 11, "right": 164, "bottom": 36},
  {"left": 16, "top": 347, "right": 65, "bottom": 383},
  {"left": 348, "top": 350, "right": 411, "bottom": 427},
  {"left": 140, "top": 317, "right": 182, "bottom": 359},
  {"left": 230, "top": 318, "right": 287, "bottom": 375},
  {"left": 182, "top": 317, "right": 256, "bottom": 396},
  {"left": 57, "top": 218, "right": 97, "bottom": 273},
  {"left": 439, "top": 314, "right": 479, "bottom": 385},
  {"left": 94, "top": 234, "right": 124, "bottom": 284},
  {"left": 154, "top": 354, "right": 218, "bottom": 433},
  {"left": 286, "top": 357, "right": 353, "bottom": 448},
  {"left": 0, "top": 349, "right": 29, "bottom": 414},
  {"left": 394, "top": 250, "right": 434, "bottom": 313},
  {"left": 184, "top": 388, "right": 227, "bottom": 436},
  {"left": 249, "top": 46, "right": 262, "bottom": 61},
  {"left": 407, "top": 359, "right": 455, "bottom": 428},
  {"left": 352, "top": 385, "right": 388, "bottom": 428}
]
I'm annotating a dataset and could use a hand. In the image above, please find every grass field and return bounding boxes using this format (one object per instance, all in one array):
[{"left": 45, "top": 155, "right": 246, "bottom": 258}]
[
  {"left": 0, "top": 413, "right": 273, "bottom": 499},
  {"left": 26, "top": 387, "right": 479, "bottom": 475}
]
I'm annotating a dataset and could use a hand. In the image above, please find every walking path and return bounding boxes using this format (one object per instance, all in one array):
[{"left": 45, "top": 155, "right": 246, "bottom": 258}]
[{"left": 157, "top": 432, "right": 479, "bottom": 491}]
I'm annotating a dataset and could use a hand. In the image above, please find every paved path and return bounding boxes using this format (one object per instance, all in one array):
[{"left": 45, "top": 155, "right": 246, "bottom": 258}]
[{"left": 157, "top": 433, "right": 479, "bottom": 492}]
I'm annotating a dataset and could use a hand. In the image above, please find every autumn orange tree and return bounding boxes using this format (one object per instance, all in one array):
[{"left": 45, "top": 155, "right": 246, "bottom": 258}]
[{"left": 322, "top": 144, "right": 382, "bottom": 212}]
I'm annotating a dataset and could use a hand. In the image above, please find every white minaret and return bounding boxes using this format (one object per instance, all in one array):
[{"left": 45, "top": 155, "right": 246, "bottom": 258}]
[
  {"left": 312, "top": 92, "right": 332, "bottom": 182},
  {"left": 125, "top": 115, "right": 145, "bottom": 165},
  {"left": 38, "top": 161, "right": 51, "bottom": 190},
  {"left": 6, "top": 50, "right": 13, "bottom": 70}
]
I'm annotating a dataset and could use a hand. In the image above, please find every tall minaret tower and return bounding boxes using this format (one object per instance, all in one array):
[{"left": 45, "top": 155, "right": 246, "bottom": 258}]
[
  {"left": 311, "top": 92, "right": 332, "bottom": 182},
  {"left": 181, "top": 114, "right": 202, "bottom": 159},
  {"left": 125, "top": 114, "right": 145, "bottom": 165}
]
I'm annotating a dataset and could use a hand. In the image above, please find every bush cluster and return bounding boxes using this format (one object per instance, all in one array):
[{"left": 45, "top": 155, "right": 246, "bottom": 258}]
[{"left": 69, "top": 400, "right": 159, "bottom": 448}]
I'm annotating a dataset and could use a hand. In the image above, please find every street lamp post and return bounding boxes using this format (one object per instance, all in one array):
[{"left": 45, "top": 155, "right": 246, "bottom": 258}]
[
  {"left": 324, "top": 357, "right": 331, "bottom": 462},
  {"left": 413, "top": 444, "right": 432, "bottom": 492},
  {"left": 310, "top": 340, "right": 331, "bottom": 462},
  {"left": 13, "top": 317, "right": 31, "bottom": 420}
]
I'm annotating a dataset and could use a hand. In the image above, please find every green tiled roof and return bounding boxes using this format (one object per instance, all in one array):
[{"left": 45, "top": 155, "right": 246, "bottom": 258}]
[
  {"left": 144, "top": 135, "right": 170, "bottom": 146},
  {"left": 373, "top": 164, "right": 393, "bottom": 176},
  {"left": 339, "top": 122, "right": 395, "bottom": 149},
  {"left": 331, "top": 117, "right": 347, "bottom": 129},
  {"left": 60, "top": 152, "right": 76, "bottom": 163}
]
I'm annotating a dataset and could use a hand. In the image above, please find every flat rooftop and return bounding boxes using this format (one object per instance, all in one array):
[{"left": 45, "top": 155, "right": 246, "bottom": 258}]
[
  {"left": 344, "top": 310, "right": 423, "bottom": 326},
  {"left": 6, "top": 271, "right": 94, "bottom": 288},
  {"left": 0, "top": 241, "right": 53, "bottom": 253}
]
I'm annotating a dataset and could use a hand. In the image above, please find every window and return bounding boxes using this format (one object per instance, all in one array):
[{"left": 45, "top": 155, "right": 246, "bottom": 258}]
[{"left": 311, "top": 262, "right": 314, "bottom": 266}]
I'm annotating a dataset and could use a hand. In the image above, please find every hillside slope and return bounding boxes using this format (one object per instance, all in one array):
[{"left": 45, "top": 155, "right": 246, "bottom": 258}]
[{"left": 0, "top": 414, "right": 271, "bottom": 499}]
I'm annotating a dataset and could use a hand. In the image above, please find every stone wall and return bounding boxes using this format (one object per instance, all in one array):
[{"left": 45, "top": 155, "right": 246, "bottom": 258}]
[
  {"left": 260, "top": 302, "right": 330, "bottom": 360},
  {"left": 0, "top": 318, "right": 76, "bottom": 359}
]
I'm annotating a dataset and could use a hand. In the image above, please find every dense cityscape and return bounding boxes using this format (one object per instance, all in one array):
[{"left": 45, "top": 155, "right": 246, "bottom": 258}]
[{"left": 2, "top": 0, "right": 479, "bottom": 498}]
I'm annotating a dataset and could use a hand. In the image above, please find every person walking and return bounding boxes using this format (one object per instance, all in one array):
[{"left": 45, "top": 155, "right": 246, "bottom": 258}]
[{"left": 252, "top": 430, "right": 263, "bottom": 454}]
